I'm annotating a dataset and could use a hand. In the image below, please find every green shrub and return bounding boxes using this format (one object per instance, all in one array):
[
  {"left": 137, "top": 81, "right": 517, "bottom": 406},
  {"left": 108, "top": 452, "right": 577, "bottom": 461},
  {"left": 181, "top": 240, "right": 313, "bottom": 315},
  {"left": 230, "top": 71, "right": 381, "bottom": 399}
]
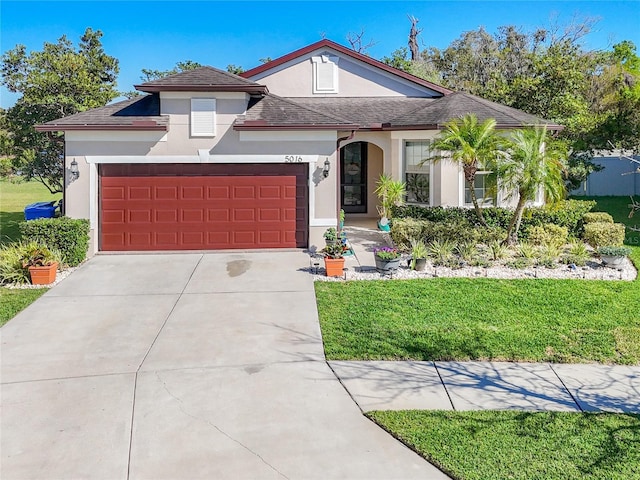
[
  {"left": 390, "top": 218, "right": 432, "bottom": 251},
  {"left": 488, "top": 241, "right": 509, "bottom": 261},
  {"left": 527, "top": 224, "right": 568, "bottom": 247},
  {"left": 506, "top": 258, "right": 532, "bottom": 269},
  {"left": 583, "top": 222, "right": 626, "bottom": 248},
  {"left": 0, "top": 243, "right": 30, "bottom": 284},
  {"left": 583, "top": 212, "right": 614, "bottom": 224},
  {"left": 20, "top": 217, "right": 90, "bottom": 267},
  {"left": 392, "top": 200, "right": 595, "bottom": 239}
]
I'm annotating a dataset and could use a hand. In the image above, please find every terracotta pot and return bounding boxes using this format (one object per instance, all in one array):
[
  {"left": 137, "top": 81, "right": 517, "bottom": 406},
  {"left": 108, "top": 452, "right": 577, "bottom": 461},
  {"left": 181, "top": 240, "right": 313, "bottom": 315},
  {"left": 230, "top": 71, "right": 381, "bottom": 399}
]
[
  {"left": 28, "top": 262, "right": 58, "bottom": 285},
  {"left": 324, "top": 257, "right": 345, "bottom": 277},
  {"left": 375, "top": 256, "right": 401, "bottom": 273}
]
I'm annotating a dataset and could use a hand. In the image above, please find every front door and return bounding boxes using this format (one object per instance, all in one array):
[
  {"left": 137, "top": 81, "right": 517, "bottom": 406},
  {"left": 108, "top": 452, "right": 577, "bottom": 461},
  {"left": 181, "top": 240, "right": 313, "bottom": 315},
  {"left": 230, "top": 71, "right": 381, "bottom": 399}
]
[{"left": 340, "top": 142, "right": 367, "bottom": 213}]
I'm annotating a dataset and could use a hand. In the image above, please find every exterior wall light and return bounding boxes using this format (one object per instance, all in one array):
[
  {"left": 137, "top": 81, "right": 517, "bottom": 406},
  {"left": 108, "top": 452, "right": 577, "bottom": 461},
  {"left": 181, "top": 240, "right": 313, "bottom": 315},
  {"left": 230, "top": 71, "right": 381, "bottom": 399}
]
[
  {"left": 323, "top": 158, "right": 331, "bottom": 178},
  {"left": 69, "top": 159, "right": 80, "bottom": 181}
]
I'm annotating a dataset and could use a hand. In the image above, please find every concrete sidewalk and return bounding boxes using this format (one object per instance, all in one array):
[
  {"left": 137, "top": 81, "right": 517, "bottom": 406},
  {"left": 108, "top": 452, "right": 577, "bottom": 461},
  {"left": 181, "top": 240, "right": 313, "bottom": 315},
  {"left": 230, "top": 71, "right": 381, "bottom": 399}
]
[
  {"left": 1, "top": 251, "right": 450, "bottom": 480},
  {"left": 330, "top": 361, "right": 640, "bottom": 413}
]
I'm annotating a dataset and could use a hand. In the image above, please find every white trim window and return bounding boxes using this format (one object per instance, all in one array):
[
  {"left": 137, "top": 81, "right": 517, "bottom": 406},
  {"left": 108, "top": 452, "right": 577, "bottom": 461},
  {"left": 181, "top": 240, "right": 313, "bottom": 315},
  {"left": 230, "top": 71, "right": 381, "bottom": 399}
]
[
  {"left": 190, "top": 98, "right": 216, "bottom": 137},
  {"left": 465, "top": 171, "right": 497, "bottom": 206},
  {"left": 311, "top": 55, "right": 339, "bottom": 94},
  {"left": 404, "top": 140, "right": 431, "bottom": 205}
]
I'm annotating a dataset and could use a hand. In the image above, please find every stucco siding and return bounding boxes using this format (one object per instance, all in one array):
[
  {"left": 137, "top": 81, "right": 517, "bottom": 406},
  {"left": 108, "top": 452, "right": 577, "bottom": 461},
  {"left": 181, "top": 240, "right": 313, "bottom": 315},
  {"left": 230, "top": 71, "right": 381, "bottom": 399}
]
[{"left": 249, "top": 50, "right": 439, "bottom": 98}]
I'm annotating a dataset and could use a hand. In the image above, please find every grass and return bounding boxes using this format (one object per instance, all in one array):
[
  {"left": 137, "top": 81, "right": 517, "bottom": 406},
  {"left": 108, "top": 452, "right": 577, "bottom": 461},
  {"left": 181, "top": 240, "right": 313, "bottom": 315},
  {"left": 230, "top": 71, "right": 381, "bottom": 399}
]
[
  {"left": 0, "top": 288, "right": 48, "bottom": 327},
  {"left": 0, "top": 178, "right": 61, "bottom": 244},
  {"left": 368, "top": 410, "right": 640, "bottom": 480},
  {"left": 315, "top": 197, "right": 640, "bottom": 365},
  {"left": 0, "top": 178, "right": 61, "bottom": 327}
]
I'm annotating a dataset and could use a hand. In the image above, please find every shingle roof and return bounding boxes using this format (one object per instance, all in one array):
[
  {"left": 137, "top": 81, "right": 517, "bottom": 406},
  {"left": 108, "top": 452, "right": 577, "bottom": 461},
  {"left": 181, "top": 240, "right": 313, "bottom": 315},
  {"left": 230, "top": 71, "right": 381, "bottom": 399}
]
[
  {"left": 388, "top": 92, "right": 561, "bottom": 129},
  {"left": 135, "top": 66, "right": 267, "bottom": 94},
  {"left": 36, "top": 95, "right": 169, "bottom": 131},
  {"left": 289, "top": 97, "right": 436, "bottom": 128},
  {"left": 235, "top": 94, "right": 358, "bottom": 129}
]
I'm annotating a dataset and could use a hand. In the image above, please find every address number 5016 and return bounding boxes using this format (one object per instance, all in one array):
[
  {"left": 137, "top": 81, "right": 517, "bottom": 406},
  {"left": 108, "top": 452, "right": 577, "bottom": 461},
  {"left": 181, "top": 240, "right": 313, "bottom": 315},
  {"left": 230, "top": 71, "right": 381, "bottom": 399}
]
[{"left": 284, "top": 155, "right": 303, "bottom": 163}]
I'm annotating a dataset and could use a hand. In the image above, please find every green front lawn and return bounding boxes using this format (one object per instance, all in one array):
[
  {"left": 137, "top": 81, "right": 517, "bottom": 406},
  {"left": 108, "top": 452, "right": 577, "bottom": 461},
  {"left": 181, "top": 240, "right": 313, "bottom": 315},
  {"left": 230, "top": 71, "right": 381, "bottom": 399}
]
[
  {"left": 368, "top": 410, "right": 640, "bottom": 480},
  {"left": 316, "top": 196, "right": 640, "bottom": 365},
  {"left": 316, "top": 254, "right": 640, "bottom": 364},
  {"left": 0, "top": 179, "right": 61, "bottom": 244},
  {"left": 0, "top": 288, "right": 48, "bottom": 327}
]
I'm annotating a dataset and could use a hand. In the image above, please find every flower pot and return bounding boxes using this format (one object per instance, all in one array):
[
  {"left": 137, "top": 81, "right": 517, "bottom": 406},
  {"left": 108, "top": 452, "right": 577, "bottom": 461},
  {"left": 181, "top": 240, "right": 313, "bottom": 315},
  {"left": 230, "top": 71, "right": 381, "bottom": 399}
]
[
  {"left": 412, "top": 257, "right": 427, "bottom": 271},
  {"left": 601, "top": 255, "right": 626, "bottom": 268},
  {"left": 375, "top": 256, "right": 401, "bottom": 273},
  {"left": 28, "top": 262, "right": 58, "bottom": 285},
  {"left": 377, "top": 219, "right": 390, "bottom": 232},
  {"left": 324, "top": 257, "right": 345, "bottom": 277}
]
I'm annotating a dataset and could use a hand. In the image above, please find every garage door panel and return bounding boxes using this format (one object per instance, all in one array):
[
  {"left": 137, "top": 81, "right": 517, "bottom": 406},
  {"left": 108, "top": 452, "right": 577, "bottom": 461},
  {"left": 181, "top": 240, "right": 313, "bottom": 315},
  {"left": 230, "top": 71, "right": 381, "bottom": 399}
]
[{"left": 100, "top": 164, "right": 307, "bottom": 251}]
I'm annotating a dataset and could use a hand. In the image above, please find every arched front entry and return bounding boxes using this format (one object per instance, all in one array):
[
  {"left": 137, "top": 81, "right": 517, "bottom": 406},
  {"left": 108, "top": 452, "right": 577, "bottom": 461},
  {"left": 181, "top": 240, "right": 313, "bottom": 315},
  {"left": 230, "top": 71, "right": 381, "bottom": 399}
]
[{"left": 340, "top": 141, "right": 383, "bottom": 216}]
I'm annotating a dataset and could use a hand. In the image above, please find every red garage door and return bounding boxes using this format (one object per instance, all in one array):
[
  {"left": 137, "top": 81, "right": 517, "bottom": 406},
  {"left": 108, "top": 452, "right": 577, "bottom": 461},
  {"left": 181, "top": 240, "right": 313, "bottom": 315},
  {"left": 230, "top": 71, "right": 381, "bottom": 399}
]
[{"left": 100, "top": 164, "right": 308, "bottom": 251}]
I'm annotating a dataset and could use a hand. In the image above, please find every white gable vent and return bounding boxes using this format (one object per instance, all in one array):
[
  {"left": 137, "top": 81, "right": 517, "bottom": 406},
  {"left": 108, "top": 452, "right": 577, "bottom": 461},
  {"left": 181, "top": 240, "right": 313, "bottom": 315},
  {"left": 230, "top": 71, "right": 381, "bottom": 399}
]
[
  {"left": 312, "top": 55, "right": 339, "bottom": 94},
  {"left": 191, "top": 98, "right": 216, "bottom": 137}
]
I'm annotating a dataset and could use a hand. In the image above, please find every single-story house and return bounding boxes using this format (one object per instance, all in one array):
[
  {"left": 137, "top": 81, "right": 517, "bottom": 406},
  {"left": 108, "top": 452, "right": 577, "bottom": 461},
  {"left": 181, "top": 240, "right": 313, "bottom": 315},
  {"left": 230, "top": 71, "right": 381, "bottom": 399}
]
[{"left": 37, "top": 39, "right": 560, "bottom": 255}]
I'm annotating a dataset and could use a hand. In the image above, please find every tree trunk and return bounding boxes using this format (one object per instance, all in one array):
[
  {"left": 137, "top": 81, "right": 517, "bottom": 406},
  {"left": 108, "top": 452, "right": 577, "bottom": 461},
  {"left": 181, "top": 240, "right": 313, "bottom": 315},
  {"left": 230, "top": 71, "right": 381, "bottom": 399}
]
[
  {"left": 465, "top": 175, "right": 488, "bottom": 227},
  {"left": 504, "top": 194, "right": 527, "bottom": 245}
]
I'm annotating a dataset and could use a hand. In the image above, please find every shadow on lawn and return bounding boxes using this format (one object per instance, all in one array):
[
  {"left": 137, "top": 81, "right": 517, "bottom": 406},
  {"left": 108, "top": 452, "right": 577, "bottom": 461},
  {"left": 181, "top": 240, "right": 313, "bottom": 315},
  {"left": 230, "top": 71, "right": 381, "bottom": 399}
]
[{"left": 0, "top": 211, "right": 24, "bottom": 244}]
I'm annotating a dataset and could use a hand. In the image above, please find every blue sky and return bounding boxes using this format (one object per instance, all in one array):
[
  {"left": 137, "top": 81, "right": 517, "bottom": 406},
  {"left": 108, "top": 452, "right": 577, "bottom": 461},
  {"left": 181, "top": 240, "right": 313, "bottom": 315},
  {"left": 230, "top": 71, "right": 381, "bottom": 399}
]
[{"left": 2, "top": 0, "right": 639, "bottom": 108}]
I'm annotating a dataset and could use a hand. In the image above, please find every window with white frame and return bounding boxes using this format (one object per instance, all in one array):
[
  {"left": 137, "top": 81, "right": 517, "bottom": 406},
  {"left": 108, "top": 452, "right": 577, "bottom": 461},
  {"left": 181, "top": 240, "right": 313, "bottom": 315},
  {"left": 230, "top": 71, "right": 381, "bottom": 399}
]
[
  {"left": 404, "top": 141, "right": 431, "bottom": 204},
  {"left": 190, "top": 98, "right": 216, "bottom": 137},
  {"left": 311, "top": 55, "right": 339, "bottom": 94},
  {"left": 464, "top": 171, "right": 497, "bottom": 205}
]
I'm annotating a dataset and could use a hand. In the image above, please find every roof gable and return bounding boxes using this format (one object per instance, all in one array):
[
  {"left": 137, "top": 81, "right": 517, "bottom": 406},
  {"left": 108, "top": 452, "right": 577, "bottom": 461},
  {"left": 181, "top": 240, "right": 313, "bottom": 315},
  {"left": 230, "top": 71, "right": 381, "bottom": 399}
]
[
  {"left": 135, "top": 66, "right": 267, "bottom": 94},
  {"left": 241, "top": 39, "right": 451, "bottom": 97}
]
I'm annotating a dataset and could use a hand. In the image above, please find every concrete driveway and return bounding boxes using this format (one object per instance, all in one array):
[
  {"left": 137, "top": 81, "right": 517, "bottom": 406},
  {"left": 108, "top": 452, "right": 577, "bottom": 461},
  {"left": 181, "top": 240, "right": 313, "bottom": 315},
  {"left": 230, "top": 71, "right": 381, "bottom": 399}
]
[{"left": 1, "top": 251, "right": 449, "bottom": 480}]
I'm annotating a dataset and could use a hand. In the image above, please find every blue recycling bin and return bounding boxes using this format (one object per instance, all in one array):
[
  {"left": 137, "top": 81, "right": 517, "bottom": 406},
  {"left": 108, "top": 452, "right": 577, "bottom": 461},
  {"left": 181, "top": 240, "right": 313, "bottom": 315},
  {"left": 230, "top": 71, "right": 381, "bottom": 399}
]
[{"left": 24, "top": 201, "right": 58, "bottom": 220}]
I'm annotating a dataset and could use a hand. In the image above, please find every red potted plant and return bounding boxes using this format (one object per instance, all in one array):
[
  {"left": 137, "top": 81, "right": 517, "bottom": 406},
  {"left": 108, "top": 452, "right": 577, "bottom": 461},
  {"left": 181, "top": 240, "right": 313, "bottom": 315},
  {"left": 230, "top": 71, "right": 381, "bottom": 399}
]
[{"left": 21, "top": 242, "right": 61, "bottom": 285}]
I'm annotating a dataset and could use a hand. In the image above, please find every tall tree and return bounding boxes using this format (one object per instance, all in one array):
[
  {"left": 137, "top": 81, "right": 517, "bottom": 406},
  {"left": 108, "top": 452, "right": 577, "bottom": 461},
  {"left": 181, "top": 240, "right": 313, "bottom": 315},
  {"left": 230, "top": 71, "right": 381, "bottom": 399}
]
[
  {"left": 1, "top": 28, "right": 119, "bottom": 193},
  {"left": 499, "top": 126, "right": 566, "bottom": 244},
  {"left": 425, "top": 114, "right": 505, "bottom": 226}
]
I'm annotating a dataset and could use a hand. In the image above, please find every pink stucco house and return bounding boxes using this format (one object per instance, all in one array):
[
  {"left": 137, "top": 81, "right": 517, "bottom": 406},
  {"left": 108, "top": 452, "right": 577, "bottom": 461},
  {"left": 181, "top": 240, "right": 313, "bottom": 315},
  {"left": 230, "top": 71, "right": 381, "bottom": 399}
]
[{"left": 37, "top": 39, "right": 558, "bottom": 255}]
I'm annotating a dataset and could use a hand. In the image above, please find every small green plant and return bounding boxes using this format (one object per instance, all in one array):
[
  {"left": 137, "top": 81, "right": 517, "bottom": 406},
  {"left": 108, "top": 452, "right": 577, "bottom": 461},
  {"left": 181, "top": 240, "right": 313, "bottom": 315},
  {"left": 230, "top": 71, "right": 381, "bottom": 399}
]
[
  {"left": 374, "top": 246, "right": 401, "bottom": 260},
  {"left": 517, "top": 242, "right": 538, "bottom": 260},
  {"left": 536, "top": 243, "right": 561, "bottom": 268},
  {"left": 321, "top": 242, "right": 345, "bottom": 259},
  {"left": 597, "top": 246, "right": 632, "bottom": 257},
  {"left": 560, "top": 242, "right": 591, "bottom": 267},
  {"left": 323, "top": 227, "right": 338, "bottom": 243},
  {"left": 339, "top": 209, "right": 345, "bottom": 225},
  {"left": 409, "top": 239, "right": 428, "bottom": 269},
  {"left": 506, "top": 258, "right": 532, "bottom": 269},
  {"left": 488, "top": 240, "right": 508, "bottom": 261},
  {"left": 428, "top": 239, "right": 456, "bottom": 265},
  {"left": 583, "top": 222, "right": 626, "bottom": 248},
  {"left": 455, "top": 242, "right": 478, "bottom": 262},
  {"left": 374, "top": 174, "right": 406, "bottom": 220}
]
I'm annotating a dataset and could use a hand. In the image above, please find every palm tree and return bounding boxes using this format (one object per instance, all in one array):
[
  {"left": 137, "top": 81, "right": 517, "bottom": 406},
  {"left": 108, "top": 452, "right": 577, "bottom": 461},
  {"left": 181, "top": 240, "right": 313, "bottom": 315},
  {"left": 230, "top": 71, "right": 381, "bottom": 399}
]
[
  {"left": 500, "top": 126, "right": 566, "bottom": 245},
  {"left": 424, "top": 114, "right": 505, "bottom": 226}
]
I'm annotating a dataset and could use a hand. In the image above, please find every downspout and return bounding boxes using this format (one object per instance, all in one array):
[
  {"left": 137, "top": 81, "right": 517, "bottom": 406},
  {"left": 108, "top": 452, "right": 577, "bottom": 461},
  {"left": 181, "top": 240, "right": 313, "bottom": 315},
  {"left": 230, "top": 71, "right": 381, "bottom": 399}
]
[{"left": 335, "top": 130, "right": 356, "bottom": 230}]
